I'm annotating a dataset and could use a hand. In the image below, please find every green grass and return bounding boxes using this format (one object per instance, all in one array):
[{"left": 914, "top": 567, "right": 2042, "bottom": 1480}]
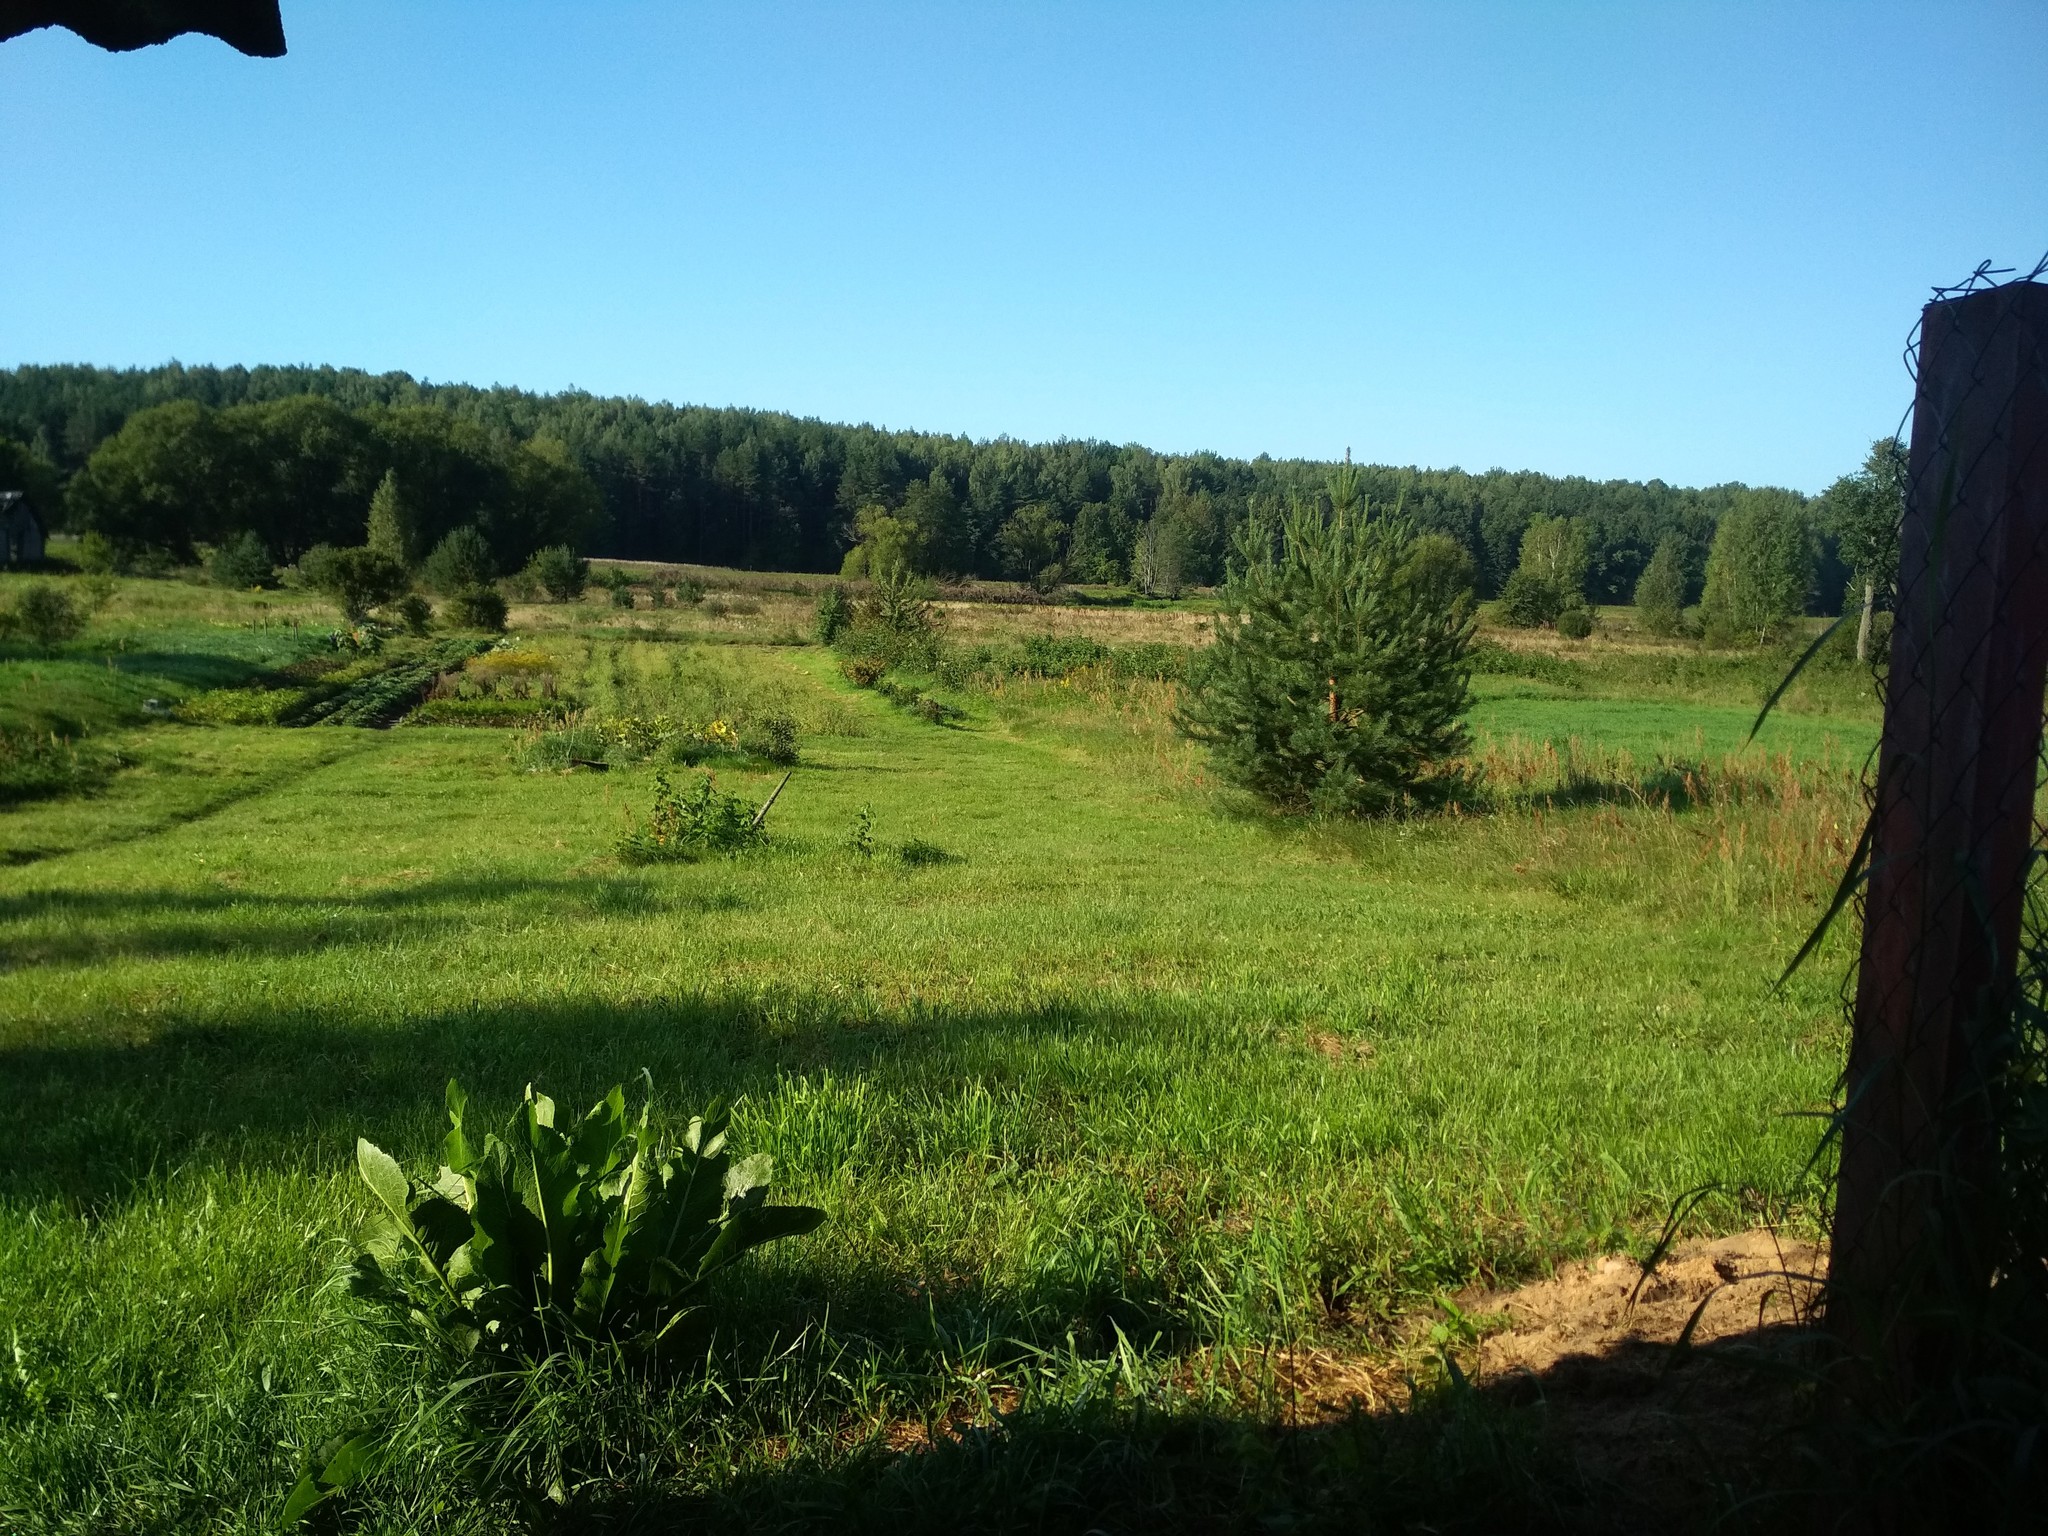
[
  {"left": 1470, "top": 685, "right": 1877, "bottom": 770},
  {"left": 0, "top": 575, "right": 1866, "bottom": 1531}
]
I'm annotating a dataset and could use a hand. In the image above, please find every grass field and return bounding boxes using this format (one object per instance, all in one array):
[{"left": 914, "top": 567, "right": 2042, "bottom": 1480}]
[{"left": 0, "top": 570, "right": 1876, "bottom": 1532}]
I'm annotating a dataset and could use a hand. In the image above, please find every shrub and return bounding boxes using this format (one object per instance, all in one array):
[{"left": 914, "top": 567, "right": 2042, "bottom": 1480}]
[
  {"left": 1176, "top": 467, "right": 1476, "bottom": 817},
  {"left": 742, "top": 712, "right": 800, "bottom": 765},
  {"left": 842, "top": 655, "right": 887, "bottom": 687},
  {"left": 1555, "top": 605, "right": 1594, "bottom": 640},
  {"left": 616, "top": 770, "right": 768, "bottom": 862},
  {"left": 815, "top": 585, "right": 852, "bottom": 644},
  {"left": 521, "top": 545, "right": 588, "bottom": 601},
  {"left": 391, "top": 593, "right": 434, "bottom": 636},
  {"left": 610, "top": 582, "right": 637, "bottom": 609},
  {"left": 443, "top": 586, "right": 508, "bottom": 632},
  {"left": 421, "top": 526, "right": 497, "bottom": 594},
  {"left": 2, "top": 582, "right": 86, "bottom": 647},
  {"left": 673, "top": 578, "right": 705, "bottom": 606},
  {"left": 0, "top": 726, "right": 109, "bottom": 804},
  {"left": 300, "top": 545, "right": 412, "bottom": 622},
  {"left": 77, "top": 530, "right": 128, "bottom": 574},
  {"left": 208, "top": 530, "right": 274, "bottom": 589},
  {"left": 1495, "top": 567, "right": 1563, "bottom": 628},
  {"left": 858, "top": 570, "right": 939, "bottom": 637}
]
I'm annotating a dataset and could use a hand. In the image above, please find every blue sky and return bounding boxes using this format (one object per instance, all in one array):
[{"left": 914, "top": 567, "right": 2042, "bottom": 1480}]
[{"left": 3, "top": 3, "right": 2043, "bottom": 491}]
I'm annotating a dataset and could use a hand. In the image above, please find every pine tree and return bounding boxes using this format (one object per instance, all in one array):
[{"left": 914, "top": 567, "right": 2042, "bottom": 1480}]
[
  {"left": 1633, "top": 534, "right": 1687, "bottom": 636},
  {"left": 1176, "top": 468, "right": 1476, "bottom": 816},
  {"left": 365, "top": 470, "right": 414, "bottom": 567}
]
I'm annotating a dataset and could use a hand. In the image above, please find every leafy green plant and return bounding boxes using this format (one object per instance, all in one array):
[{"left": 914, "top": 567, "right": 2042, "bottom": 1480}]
[
  {"left": 672, "top": 577, "right": 705, "bottom": 607},
  {"left": 616, "top": 769, "right": 770, "bottom": 862},
  {"left": 610, "top": 582, "right": 637, "bottom": 609},
  {"left": 349, "top": 1077, "right": 822, "bottom": 1363},
  {"left": 292, "top": 1078, "right": 823, "bottom": 1524},
  {"left": 846, "top": 803, "right": 875, "bottom": 858},
  {"left": 1554, "top": 605, "right": 1593, "bottom": 640}
]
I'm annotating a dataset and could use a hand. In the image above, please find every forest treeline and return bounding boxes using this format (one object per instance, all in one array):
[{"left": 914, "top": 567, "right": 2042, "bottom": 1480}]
[{"left": 0, "top": 361, "right": 1848, "bottom": 606}]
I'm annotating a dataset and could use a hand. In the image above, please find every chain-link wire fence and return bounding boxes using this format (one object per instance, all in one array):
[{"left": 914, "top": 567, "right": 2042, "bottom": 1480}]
[{"left": 1818, "top": 252, "right": 2048, "bottom": 1523}]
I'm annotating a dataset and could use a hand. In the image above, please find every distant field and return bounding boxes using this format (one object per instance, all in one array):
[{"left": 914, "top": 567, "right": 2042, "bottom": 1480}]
[
  {"left": 0, "top": 568, "right": 1867, "bottom": 1530},
  {"left": 1470, "top": 685, "right": 1878, "bottom": 771}
]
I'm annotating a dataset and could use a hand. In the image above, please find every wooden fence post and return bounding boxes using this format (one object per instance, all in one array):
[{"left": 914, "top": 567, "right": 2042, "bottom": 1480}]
[{"left": 1827, "top": 280, "right": 2048, "bottom": 1400}]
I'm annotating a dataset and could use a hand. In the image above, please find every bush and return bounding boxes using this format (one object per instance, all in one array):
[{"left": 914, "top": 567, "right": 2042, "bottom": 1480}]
[
  {"left": 616, "top": 770, "right": 769, "bottom": 862},
  {"left": 1, "top": 582, "right": 86, "bottom": 648},
  {"left": 742, "top": 712, "right": 800, "bottom": 765},
  {"left": 815, "top": 585, "right": 852, "bottom": 644},
  {"left": 208, "top": 530, "right": 274, "bottom": 589},
  {"left": 76, "top": 530, "right": 128, "bottom": 574},
  {"left": 421, "top": 526, "right": 497, "bottom": 594},
  {"left": 1555, "top": 605, "right": 1593, "bottom": 640},
  {"left": 610, "top": 582, "right": 637, "bottom": 609},
  {"left": 1495, "top": 567, "right": 1564, "bottom": 628},
  {"left": 673, "top": 577, "right": 705, "bottom": 606},
  {"left": 300, "top": 545, "right": 412, "bottom": 622},
  {"left": 521, "top": 545, "right": 588, "bottom": 601},
  {"left": 0, "top": 726, "right": 109, "bottom": 804},
  {"left": 842, "top": 654, "right": 887, "bottom": 687},
  {"left": 391, "top": 593, "right": 434, "bottom": 636},
  {"left": 1176, "top": 467, "right": 1476, "bottom": 817},
  {"left": 442, "top": 586, "right": 507, "bottom": 632}
]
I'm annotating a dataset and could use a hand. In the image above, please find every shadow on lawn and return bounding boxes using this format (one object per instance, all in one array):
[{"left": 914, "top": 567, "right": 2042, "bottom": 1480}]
[
  {"left": 0, "top": 979, "right": 1205, "bottom": 1209},
  {"left": 0, "top": 868, "right": 753, "bottom": 966}
]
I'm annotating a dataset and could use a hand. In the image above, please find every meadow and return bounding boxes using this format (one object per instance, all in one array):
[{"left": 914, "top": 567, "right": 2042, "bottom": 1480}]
[{"left": 0, "top": 569, "right": 1878, "bottom": 1532}]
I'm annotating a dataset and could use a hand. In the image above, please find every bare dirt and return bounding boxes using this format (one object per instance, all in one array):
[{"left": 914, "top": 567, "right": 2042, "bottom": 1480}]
[{"left": 1471, "top": 1230, "right": 1826, "bottom": 1528}]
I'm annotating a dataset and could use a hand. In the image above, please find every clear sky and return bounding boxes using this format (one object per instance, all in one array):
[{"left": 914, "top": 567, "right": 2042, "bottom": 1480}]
[{"left": 3, "top": 3, "right": 2043, "bottom": 492}]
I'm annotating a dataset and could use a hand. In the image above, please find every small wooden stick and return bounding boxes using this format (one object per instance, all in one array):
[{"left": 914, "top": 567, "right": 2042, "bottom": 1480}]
[{"left": 750, "top": 770, "right": 793, "bottom": 830}]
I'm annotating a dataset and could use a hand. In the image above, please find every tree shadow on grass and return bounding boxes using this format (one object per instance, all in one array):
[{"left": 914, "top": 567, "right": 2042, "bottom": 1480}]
[
  {"left": 0, "top": 980, "right": 1201, "bottom": 1212},
  {"left": 0, "top": 869, "right": 748, "bottom": 967}
]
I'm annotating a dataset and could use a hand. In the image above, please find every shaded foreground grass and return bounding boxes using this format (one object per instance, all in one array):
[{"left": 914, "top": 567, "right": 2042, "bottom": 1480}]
[{"left": 0, "top": 599, "right": 1867, "bottom": 1530}]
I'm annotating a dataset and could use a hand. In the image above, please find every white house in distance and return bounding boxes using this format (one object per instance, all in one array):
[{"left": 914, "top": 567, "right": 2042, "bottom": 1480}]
[{"left": 0, "top": 490, "right": 44, "bottom": 565}]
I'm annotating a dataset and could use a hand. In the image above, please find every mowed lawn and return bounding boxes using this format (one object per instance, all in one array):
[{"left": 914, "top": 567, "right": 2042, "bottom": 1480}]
[{"left": 0, "top": 630, "right": 1862, "bottom": 1529}]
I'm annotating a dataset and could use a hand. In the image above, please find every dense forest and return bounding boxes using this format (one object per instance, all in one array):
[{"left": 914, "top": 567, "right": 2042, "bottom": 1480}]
[{"left": 0, "top": 362, "right": 1846, "bottom": 606}]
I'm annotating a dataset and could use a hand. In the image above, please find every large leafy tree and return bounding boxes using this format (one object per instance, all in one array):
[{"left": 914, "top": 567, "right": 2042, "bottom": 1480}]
[
  {"left": 1699, "top": 489, "right": 1814, "bottom": 646},
  {"left": 1177, "top": 468, "right": 1476, "bottom": 817},
  {"left": 63, "top": 400, "right": 226, "bottom": 561}
]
